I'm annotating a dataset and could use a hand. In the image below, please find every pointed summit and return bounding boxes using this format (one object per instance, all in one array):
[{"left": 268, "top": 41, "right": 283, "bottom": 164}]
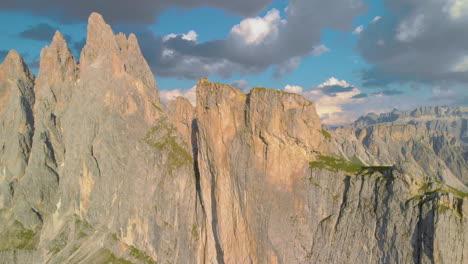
[
  {"left": 3, "top": 50, "right": 22, "bottom": 63},
  {"left": 79, "top": 12, "right": 119, "bottom": 73},
  {"left": 51, "top": 30, "right": 65, "bottom": 45},
  {"left": 85, "top": 12, "right": 117, "bottom": 49},
  {"left": 47, "top": 30, "right": 69, "bottom": 53},
  {"left": 0, "top": 50, "right": 33, "bottom": 80},
  {"left": 38, "top": 30, "right": 77, "bottom": 84},
  {"left": 88, "top": 12, "right": 107, "bottom": 26}
]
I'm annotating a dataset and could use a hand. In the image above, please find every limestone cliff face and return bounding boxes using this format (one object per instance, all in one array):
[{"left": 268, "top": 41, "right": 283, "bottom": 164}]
[
  {"left": 0, "top": 50, "right": 35, "bottom": 195},
  {"left": 195, "top": 81, "right": 324, "bottom": 263},
  {"left": 0, "top": 51, "right": 42, "bottom": 263},
  {"left": 194, "top": 80, "right": 467, "bottom": 263},
  {"left": 0, "top": 12, "right": 466, "bottom": 264}
]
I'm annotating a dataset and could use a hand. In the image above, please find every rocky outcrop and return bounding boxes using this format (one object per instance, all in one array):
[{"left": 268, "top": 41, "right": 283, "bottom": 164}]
[
  {"left": 0, "top": 12, "right": 466, "bottom": 264},
  {"left": 167, "top": 96, "right": 196, "bottom": 151},
  {"left": 195, "top": 81, "right": 324, "bottom": 263}
]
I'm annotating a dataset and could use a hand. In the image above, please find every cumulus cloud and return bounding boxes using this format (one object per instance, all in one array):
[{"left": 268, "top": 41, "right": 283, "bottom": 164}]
[
  {"left": 230, "top": 9, "right": 284, "bottom": 45},
  {"left": 284, "top": 84, "right": 303, "bottom": 93},
  {"left": 133, "top": 0, "right": 364, "bottom": 79},
  {"left": 159, "top": 85, "right": 197, "bottom": 106},
  {"left": 447, "top": 0, "right": 468, "bottom": 19},
  {"left": 288, "top": 76, "right": 427, "bottom": 125},
  {"left": 358, "top": 0, "right": 468, "bottom": 87},
  {"left": 164, "top": 30, "right": 198, "bottom": 42},
  {"left": 353, "top": 25, "right": 364, "bottom": 35},
  {"left": 371, "top": 16, "right": 382, "bottom": 23},
  {"left": 303, "top": 77, "right": 365, "bottom": 125},
  {"left": 312, "top": 45, "right": 330, "bottom": 56}
]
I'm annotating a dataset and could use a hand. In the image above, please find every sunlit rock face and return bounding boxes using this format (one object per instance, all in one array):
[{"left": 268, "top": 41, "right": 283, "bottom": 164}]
[{"left": 0, "top": 12, "right": 466, "bottom": 264}]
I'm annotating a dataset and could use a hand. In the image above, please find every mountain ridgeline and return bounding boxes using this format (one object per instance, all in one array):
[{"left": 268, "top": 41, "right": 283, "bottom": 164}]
[{"left": 0, "top": 13, "right": 466, "bottom": 264}]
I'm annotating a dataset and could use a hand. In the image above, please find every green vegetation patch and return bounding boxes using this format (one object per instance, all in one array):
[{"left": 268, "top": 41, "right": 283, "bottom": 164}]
[
  {"left": 96, "top": 248, "right": 134, "bottom": 264},
  {"left": 129, "top": 246, "right": 156, "bottom": 264},
  {"left": 359, "top": 166, "right": 394, "bottom": 176},
  {"left": 144, "top": 117, "right": 193, "bottom": 174},
  {"left": 191, "top": 224, "right": 199, "bottom": 241},
  {"left": 437, "top": 204, "right": 463, "bottom": 219},
  {"left": 413, "top": 181, "right": 467, "bottom": 218},
  {"left": 350, "top": 155, "right": 365, "bottom": 166},
  {"left": 414, "top": 181, "right": 468, "bottom": 201},
  {"left": 307, "top": 177, "right": 321, "bottom": 188},
  {"left": 445, "top": 185, "right": 468, "bottom": 199},
  {"left": 49, "top": 216, "right": 95, "bottom": 256},
  {"left": 0, "top": 220, "right": 39, "bottom": 250},
  {"left": 309, "top": 155, "right": 392, "bottom": 176},
  {"left": 75, "top": 217, "right": 95, "bottom": 231},
  {"left": 48, "top": 226, "right": 70, "bottom": 255},
  {"left": 321, "top": 129, "right": 332, "bottom": 142},
  {"left": 310, "top": 155, "right": 361, "bottom": 174}
]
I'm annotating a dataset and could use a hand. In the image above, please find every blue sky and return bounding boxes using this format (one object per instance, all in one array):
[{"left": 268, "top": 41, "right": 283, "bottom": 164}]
[{"left": 0, "top": 0, "right": 466, "bottom": 124}]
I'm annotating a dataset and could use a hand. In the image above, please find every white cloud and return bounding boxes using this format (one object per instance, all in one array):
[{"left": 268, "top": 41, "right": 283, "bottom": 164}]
[
  {"left": 353, "top": 25, "right": 364, "bottom": 35},
  {"left": 162, "top": 30, "right": 198, "bottom": 59},
  {"left": 230, "top": 8, "right": 285, "bottom": 45},
  {"left": 312, "top": 44, "right": 330, "bottom": 56},
  {"left": 303, "top": 77, "right": 365, "bottom": 125},
  {"left": 371, "top": 16, "right": 382, "bottom": 23},
  {"left": 164, "top": 30, "right": 198, "bottom": 42},
  {"left": 284, "top": 84, "right": 303, "bottom": 93},
  {"left": 317, "top": 77, "right": 352, "bottom": 88},
  {"left": 160, "top": 85, "right": 197, "bottom": 106},
  {"left": 396, "top": 14, "right": 425, "bottom": 42},
  {"left": 447, "top": 0, "right": 468, "bottom": 19}
]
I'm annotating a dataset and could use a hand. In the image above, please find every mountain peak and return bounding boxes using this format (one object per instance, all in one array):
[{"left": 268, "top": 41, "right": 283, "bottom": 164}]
[
  {"left": 88, "top": 12, "right": 107, "bottom": 28},
  {"left": 2, "top": 50, "right": 24, "bottom": 68},
  {"left": 52, "top": 30, "right": 65, "bottom": 44},
  {"left": 0, "top": 50, "right": 33, "bottom": 80},
  {"left": 38, "top": 29, "right": 77, "bottom": 84},
  {"left": 83, "top": 11, "right": 116, "bottom": 51}
]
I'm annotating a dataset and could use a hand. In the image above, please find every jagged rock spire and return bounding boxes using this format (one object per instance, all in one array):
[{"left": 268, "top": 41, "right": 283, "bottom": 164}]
[
  {"left": 38, "top": 30, "right": 77, "bottom": 85},
  {"left": 0, "top": 50, "right": 34, "bottom": 80}
]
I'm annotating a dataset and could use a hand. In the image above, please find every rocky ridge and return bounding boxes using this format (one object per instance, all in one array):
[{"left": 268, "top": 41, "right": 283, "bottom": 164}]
[{"left": 0, "top": 13, "right": 466, "bottom": 264}]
